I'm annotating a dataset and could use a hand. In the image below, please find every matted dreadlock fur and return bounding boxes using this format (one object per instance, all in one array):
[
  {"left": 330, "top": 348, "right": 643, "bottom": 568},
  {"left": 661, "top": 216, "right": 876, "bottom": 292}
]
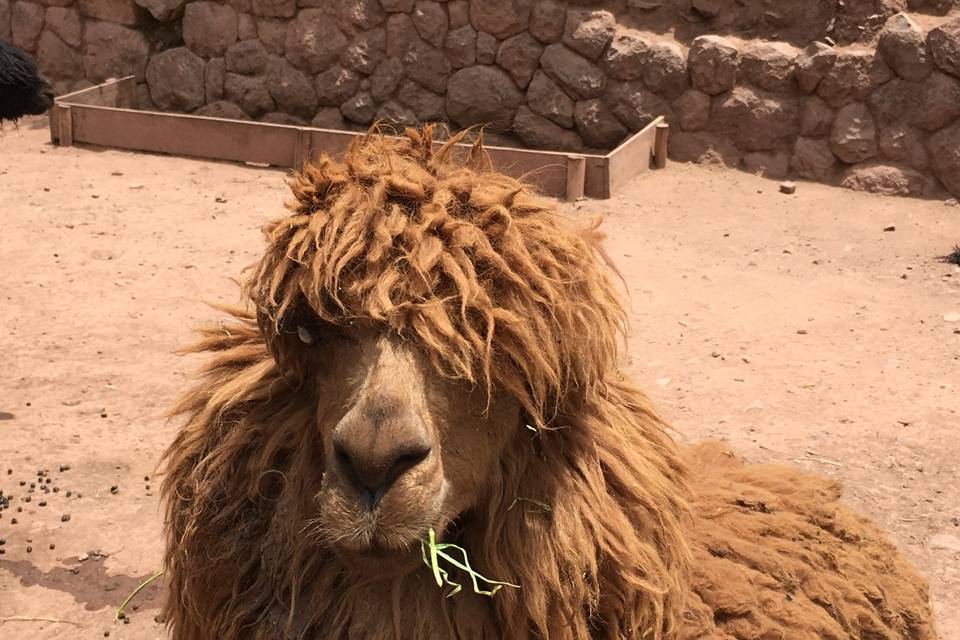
[
  {"left": 161, "top": 126, "right": 936, "bottom": 640},
  {"left": 162, "top": 125, "right": 691, "bottom": 640}
]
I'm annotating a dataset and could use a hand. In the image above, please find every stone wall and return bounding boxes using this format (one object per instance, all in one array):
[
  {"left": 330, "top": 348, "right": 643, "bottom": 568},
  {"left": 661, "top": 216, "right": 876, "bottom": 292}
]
[{"left": 2, "top": 0, "right": 960, "bottom": 198}]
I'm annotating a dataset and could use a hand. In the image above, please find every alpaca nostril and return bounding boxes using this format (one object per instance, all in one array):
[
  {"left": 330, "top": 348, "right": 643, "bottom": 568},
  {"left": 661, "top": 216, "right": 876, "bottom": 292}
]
[
  {"left": 388, "top": 446, "right": 431, "bottom": 482},
  {"left": 332, "top": 440, "right": 432, "bottom": 510}
]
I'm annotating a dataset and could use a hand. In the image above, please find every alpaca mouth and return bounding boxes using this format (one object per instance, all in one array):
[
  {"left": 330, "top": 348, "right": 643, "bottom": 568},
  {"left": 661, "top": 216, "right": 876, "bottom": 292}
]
[
  {"left": 314, "top": 494, "right": 444, "bottom": 557},
  {"left": 316, "top": 468, "right": 449, "bottom": 558},
  {"left": 332, "top": 529, "right": 429, "bottom": 577}
]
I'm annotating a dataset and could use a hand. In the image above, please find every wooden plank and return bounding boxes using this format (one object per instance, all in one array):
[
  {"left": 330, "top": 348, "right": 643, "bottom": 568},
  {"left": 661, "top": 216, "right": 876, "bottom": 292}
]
[
  {"left": 57, "top": 77, "right": 134, "bottom": 108},
  {"left": 59, "top": 103, "right": 577, "bottom": 197},
  {"left": 69, "top": 106, "right": 302, "bottom": 167},
  {"left": 294, "top": 128, "right": 311, "bottom": 171},
  {"left": 46, "top": 78, "right": 682, "bottom": 201},
  {"left": 654, "top": 122, "right": 669, "bottom": 169},
  {"left": 444, "top": 140, "right": 606, "bottom": 199},
  {"left": 433, "top": 142, "right": 570, "bottom": 197},
  {"left": 59, "top": 105, "right": 73, "bottom": 147},
  {"left": 118, "top": 77, "right": 136, "bottom": 109},
  {"left": 48, "top": 104, "right": 60, "bottom": 144},
  {"left": 308, "top": 128, "right": 359, "bottom": 164},
  {"left": 584, "top": 156, "right": 609, "bottom": 199},
  {"left": 307, "top": 129, "right": 575, "bottom": 198},
  {"left": 605, "top": 116, "right": 663, "bottom": 195},
  {"left": 565, "top": 156, "right": 586, "bottom": 201},
  {"left": 470, "top": 144, "right": 569, "bottom": 197}
]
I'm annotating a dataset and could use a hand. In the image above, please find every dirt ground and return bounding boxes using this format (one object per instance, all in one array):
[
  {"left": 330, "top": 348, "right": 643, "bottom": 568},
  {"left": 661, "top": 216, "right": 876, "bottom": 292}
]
[{"left": 1, "top": 118, "right": 958, "bottom": 640}]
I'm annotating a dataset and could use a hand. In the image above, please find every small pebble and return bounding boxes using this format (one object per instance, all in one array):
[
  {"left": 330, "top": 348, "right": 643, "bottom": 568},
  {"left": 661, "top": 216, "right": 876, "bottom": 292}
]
[
  {"left": 796, "top": 329, "right": 808, "bottom": 335},
  {"left": 779, "top": 182, "right": 797, "bottom": 195},
  {"left": 62, "top": 513, "right": 71, "bottom": 522},
  {"left": 53, "top": 487, "right": 59, "bottom": 493},
  {"left": 110, "top": 485, "right": 119, "bottom": 494},
  {"left": 66, "top": 491, "right": 72, "bottom": 497},
  {"left": 49, "top": 543, "right": 55, "bottom": 550},
  {"left": 0, "top": 548, "right": 4, "bottom": 555},
  {"left": 26, "top": 546, "right": 32, "bottom": 553},
  {"left": 38, "top": 500, "right": 47, "bottom": 507}
]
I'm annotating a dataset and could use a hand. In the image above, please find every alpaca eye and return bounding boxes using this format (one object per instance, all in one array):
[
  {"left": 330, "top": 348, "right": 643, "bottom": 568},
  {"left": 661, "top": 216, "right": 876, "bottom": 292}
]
[{"left": 297, "top": 325, "right": 315, "bottom": 345}]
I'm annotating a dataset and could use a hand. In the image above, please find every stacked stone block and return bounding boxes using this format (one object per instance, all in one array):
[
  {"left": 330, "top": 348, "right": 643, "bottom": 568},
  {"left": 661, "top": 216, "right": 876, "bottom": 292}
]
[{"left": 3, "top": 0, "right": 960, "bottom": 198}]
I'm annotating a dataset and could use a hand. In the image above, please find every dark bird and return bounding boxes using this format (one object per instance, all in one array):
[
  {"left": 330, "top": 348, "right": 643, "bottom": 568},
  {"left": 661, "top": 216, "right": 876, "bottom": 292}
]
[
  {"left": 940, "top": 245, "right": 960, "bottom": 266},
  {"left": 0, "top": 40, "right": 54, "bottom": 123}
]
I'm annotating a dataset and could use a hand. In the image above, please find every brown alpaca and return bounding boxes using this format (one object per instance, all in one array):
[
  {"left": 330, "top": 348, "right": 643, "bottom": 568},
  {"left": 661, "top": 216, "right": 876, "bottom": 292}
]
[{"left": 161, "top": 127, "right": 935, "bottom": 640}]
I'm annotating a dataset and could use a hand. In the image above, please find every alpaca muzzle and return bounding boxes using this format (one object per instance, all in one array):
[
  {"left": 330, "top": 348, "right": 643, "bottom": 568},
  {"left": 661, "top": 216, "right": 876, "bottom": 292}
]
[{"left": 330, "top": 394, "right": 436, "bottom": 513}]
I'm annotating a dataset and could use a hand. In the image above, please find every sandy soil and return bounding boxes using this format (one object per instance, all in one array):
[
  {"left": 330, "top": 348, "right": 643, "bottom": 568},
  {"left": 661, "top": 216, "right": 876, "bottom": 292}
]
[{"left": 1, "top": 118, "right": 958, "bottom": 640}]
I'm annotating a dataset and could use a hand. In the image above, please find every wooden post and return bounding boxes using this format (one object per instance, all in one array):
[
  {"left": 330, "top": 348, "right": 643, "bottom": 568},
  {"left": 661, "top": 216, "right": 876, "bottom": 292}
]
[
  {"left": 118, "top": 78, "right": 136, "bottom": 109},
  {"left": 48, "top": 105, "right": 59, "bottom": 144},
  {"left": 59, "top": 105, "right": 73, "bottom": 147},
  {"left": 565, "top": 155, "right": 586, "bottom": 201},
  {"left": 654, "top": 122, "right": 669, "bottom": 169},
  {"left": 294, "top": 128, "right": 311, "bottom": 171}
]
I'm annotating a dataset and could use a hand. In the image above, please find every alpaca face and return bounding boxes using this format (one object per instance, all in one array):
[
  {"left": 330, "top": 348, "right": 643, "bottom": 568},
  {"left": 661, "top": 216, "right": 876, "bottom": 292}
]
[{"left": 276, "top": 309, "right": 520, "bottom": 569}]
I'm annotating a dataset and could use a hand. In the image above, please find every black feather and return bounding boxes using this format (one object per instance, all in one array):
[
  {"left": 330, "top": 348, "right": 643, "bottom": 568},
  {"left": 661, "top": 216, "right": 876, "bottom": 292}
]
[
  {"left": 0, "top": 40, "right": 54, "bottom": 123},
  {"left": 939, "top": 245, "right": 960, "bottom": 266}
]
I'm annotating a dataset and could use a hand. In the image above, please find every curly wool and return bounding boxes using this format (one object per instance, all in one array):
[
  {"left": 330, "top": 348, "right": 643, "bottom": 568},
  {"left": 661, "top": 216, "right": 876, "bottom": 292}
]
[
  {"left": 163, "top": 126, "right": 692, "bottom": 640},
  {"left": 247, "top": 126, "right": 627, "bottom": 428},
  {"left": 162, "top": 126, "right": 936, "bottom": 640}
]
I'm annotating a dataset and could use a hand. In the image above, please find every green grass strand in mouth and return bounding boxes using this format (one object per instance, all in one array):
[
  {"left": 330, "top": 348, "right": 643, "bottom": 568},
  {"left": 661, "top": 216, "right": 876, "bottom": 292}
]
[{"left": 420, "top": 528, "right": 520, "bottom": 598}]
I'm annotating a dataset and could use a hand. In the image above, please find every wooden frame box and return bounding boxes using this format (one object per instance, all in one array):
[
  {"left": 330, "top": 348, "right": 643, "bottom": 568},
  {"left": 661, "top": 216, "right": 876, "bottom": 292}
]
[{"left": 49, "top": 77, "right": 668, "bottom": 201}]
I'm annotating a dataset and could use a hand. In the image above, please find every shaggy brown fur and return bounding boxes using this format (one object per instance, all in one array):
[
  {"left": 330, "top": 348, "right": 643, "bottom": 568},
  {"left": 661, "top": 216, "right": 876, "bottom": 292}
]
[
  {"left": 680, "top": 444, "right": 935, "bottom": 640},
  {"left": 161, "top": 127, "right": 935, "bottom": 640}
]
